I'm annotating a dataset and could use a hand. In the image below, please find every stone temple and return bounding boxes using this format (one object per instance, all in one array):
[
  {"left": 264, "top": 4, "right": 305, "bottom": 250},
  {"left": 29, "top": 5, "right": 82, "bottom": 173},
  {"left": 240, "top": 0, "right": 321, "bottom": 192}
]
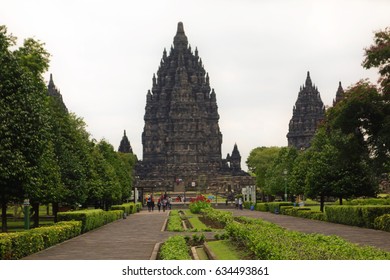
[
  {"left": 287, "top": 72, "right": 325, "bottom": 150},
  {"left": 134, "top": 22, "right": 253, "bottom": 194}
]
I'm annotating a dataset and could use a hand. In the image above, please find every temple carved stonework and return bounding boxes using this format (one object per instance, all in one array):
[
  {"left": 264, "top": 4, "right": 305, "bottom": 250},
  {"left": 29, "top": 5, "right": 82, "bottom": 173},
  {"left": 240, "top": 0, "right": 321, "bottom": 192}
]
[
  {"left": 135, "top": 22, "right": 253, "bottom": 192},
  {"left": 287, "top": 72, "right": 325, "bottom": 150}
]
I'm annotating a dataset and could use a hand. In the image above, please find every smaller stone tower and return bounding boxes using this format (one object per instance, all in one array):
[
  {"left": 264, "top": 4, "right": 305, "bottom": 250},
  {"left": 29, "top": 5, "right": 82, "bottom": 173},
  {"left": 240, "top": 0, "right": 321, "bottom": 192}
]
[
  {"left": 118, "top": 130, "right": 133, "bottom": 153},
  {"left": 47, "top": 74, "right": 68, "bottom": 112},
  {"left": 333, "top": 81, "right": 345, "bottom": 105},
  {"left": 287, "top": 71, "right": 325, "bottom": 150}
]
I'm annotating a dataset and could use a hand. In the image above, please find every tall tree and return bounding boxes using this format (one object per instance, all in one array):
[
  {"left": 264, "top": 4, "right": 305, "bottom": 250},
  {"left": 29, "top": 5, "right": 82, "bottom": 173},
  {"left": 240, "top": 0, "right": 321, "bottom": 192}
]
[{"left": 0, "top": 26, "right": 52, "bottom": 231}]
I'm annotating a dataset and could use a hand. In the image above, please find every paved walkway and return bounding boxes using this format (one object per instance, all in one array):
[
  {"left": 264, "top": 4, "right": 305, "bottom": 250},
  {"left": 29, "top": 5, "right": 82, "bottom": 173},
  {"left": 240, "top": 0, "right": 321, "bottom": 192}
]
[{"left": 24, "top": 208, "right": 390, "bottom": 260}]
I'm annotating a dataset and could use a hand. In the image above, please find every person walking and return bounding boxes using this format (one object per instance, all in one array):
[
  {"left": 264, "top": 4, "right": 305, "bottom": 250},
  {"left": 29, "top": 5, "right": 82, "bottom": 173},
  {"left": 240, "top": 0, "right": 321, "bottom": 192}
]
[
  {"left": 157, "top": 198, "right": 161, "bottom": 212},
  {"left": 238, "top": 197, "right": 243, "bottom": 210}
]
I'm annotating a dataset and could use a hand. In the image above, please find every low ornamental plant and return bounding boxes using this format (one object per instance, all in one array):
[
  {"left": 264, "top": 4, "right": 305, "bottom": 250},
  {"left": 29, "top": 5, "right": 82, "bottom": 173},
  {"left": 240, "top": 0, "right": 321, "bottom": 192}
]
[
  {"left": 189, "top": 195, "right": 211, "bottom": 214},
  {"left": 0, "top": 221, "right": 82, "bottom": 260},
  {"left": 166, "top": 210, "right": 184, "bottom": 232},
  {"left": 159, "top": 235, "right": 191, "bottom": 260},
  {"left": 229, "top": 216, "right": 390, "bottom": 260}
]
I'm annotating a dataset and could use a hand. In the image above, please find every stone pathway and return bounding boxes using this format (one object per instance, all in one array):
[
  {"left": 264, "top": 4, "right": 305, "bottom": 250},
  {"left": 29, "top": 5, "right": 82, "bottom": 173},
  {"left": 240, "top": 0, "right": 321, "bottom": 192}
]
[{"left": 23, "top": 207, "right": 390, "bottom": 259}]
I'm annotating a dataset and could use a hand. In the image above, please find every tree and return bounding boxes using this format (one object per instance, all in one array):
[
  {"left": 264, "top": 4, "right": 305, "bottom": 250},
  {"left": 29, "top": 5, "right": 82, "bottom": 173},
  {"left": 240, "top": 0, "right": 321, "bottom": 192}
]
[
  {"left": 0, "top": 26, "right": 52, "bottom": 231},
  {"left": 362, "top": 26, "right": 390, "bottom": 95},
  {"left": 264, "top": 147, "right": 298, "bottom": 199},
  {"left": 246, "top": 146, "right": 281, "bottom": 189}
]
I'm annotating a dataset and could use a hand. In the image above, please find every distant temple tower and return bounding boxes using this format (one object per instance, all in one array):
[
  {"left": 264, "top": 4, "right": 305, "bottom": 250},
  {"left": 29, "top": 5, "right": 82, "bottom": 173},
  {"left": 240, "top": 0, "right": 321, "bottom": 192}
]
[
  {"left": 47, "top": 74, "right": 68, "bottom": 112},
  {"left": 118, "top": 130, "right": 133, "bottom": 153},
  {"left": 333, "top": 81, "right": 345, "bottom": 106},
  {"left": 287, "top": 72, "right": 325, "bottom": 150},
  {"left": 136, "top": 22, "right": 252, "bottom": 192}
]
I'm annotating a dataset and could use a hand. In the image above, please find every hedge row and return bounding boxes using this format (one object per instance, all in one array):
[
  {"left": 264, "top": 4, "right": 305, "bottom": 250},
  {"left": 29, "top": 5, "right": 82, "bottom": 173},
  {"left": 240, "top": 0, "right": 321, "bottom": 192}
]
[
  {"left": 201, "top": 208, "right": 233, "bottom": 227},
  {"left": 111, "top": 202, "right": 142, "bottom": 215},
  {"left": 228, "top": 216, "right": 390, "bottom": 260},
  {"left": 374, "top": 214, "right": 390, "bottom": 232},
  {"left": 344, "top": 198, "right": 390, "bottom": 205},
  {"left": 281, "top": 206, "right": 326, "bottom": 221},
  {"left": 0, "top": 221, "right": 82, "bottom": 260},
  {"left": 325, "top": 205, "right": 390, "bottom": 229},
  {"left": 254, "top": 202, "right": 292, "bottom": 213},
  {"left": 167, "top": 210, "right": 184, "bottom": 232},
  {"left": 57, "top": 209, "right": 123, "bottom": 233},
  {"left": 159, "top": 235, "right": 191, "bottom": 260}
]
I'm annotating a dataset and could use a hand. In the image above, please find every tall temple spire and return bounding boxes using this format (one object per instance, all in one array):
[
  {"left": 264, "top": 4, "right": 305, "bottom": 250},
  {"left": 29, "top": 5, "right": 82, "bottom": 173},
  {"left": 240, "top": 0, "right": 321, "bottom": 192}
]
[
  {"left": 305, "top": 71, "right": 312, "bottom": 87},
  {"left": 333, "top": 81, "right": 345, "bottom": 105},
  {"left": 47, "top": 73, "right": 68, "bottom": 113},
  {"left": 118, "top": 130, "right": 133, "bottom": 153},
  {"left": 173, "top": 22, "right": 188, "bottom": 51},
  {"left": 287, "top": 72, "right": 325, "bottom": 150}
]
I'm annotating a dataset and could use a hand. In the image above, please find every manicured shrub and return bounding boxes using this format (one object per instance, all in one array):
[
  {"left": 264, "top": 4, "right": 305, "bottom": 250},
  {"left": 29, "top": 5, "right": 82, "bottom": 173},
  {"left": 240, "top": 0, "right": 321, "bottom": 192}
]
[
  {"left": 345, "top": 198, "right": 390, "bottom": 205},
  {"left": 159, "top": 235, "right": 191, "bottom": 260},
  {"left": 0, "top": 221, "right": 82, "bottom": 260},
  {"left": 325, "top": 206, "right": 390, "bottom": 229},
  {"left": 201, "top": 208, "right": 233, "bottom": 227},
  {"left": 57, "top": 209, "right": 123, "bottom": 233},
  {"left": 111, "top": 202, "right": 141, "bottom": 215},
  {"left": 166, "top": 210, "right": 184, "bottom": 232},
  {"left": 229, "top": 216, "right": 390, "bottom": 260},
  {"left": 255, "top": 203, "right": 269, "bottom": 212},
  {"left": 374, "top": 214, "right": 390, "bottom": 232},
  {"left": 267, "top": 202, "right": 292, "bottom": 213},
  {"left": 189, "top": 195, "right": 211, "bottom": 214}
]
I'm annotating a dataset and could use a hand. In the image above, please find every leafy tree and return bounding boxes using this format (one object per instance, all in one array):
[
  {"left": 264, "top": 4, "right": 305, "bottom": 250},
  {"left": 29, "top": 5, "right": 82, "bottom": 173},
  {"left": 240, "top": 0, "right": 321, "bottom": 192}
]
[
  {"left": 264, "top": 147, "right": 298, "bottom": 199},
  {"left": 246, "top": 146, "right": 281, "bottom": 189},
  {"left": 362, "top": 26, "right": 390, "bottom": 95},
  {"left": 0, "top": 26, "right": 52, "bottom": 231}
]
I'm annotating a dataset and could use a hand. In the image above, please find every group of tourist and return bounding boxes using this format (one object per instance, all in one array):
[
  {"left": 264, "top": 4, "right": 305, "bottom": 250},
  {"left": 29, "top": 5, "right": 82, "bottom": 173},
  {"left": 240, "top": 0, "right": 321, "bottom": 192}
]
[{"left": 145, "top": 193, "right": 172, "bottom": 212}]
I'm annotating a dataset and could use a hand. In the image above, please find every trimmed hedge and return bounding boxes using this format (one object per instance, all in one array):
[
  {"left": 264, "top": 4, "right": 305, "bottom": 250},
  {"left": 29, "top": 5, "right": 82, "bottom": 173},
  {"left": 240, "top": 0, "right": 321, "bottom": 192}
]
[
  {"left": 344, "top": 198, "right": 390, "bottom": 205},
  {"left": 229, "top": 216, "right": 390, "bottom": 260},
  {"left": 159, "top": 235, "right": 191, "bottom": 260},
  {"left": 325, "top": 205, "right": 390, "bottom": 229},
  {"left": 283, "top": 207, "right": 326, "bottom": 221},
  {"left": 57, "top": 209, "right": 123, "bottom": 233},
  {"left": 374, "top": 214, "right": 390, "bottom": 232},
  {"left": 167, "top": 210, "right": 184, "bottom": 232},
  {"left": 255, "top": 203, "right": 269, "bottom": 212},
  {"left": 201, "top": 208, "right": 233, "bottom": 227},
  {"left": 0, "top": 221, "right": 82, "bottom": 260},
  {"left": 111, "top": 202, "right": 135, "bottom": 215},
  {"left": 267, "top": 202, "right": 293, "bottom": 213}
]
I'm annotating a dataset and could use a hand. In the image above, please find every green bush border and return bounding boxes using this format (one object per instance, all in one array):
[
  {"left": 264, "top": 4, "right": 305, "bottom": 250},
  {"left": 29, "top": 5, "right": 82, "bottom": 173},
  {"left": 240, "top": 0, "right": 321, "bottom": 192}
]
[
  {"left": 159, "top": 235, "right": 191, "bottom": 260},
  {"left": 0, "top": 221, "right": 82, "bottom": 260},
  {"left": 57, "top": 209, "right": 123, "bottom": 233},
  {"left": 325, "top": 205, "right": 390, "bottom": 229},
  {"left": 374, "top": 214, "right": 390, "bottom": 232}
]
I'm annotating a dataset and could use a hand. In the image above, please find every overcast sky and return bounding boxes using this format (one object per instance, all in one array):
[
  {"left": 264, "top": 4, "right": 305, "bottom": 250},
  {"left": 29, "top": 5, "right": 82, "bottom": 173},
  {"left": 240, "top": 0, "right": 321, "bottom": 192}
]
[{"left": 1, "top": 0, "right": 389, "bottom": 170}]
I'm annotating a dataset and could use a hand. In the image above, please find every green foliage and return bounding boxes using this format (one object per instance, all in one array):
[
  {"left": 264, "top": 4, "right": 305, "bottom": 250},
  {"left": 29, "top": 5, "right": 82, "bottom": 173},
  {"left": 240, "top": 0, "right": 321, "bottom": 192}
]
[
  {"left": 264, "top": 147, "right": 298, "bottom": 197},
  {"left": 246, "top": 146, "right": 281, "bottom": 188},
  {"left": 255, "top": 203, "right": 269, "bottom": 212},
  {"left": 283, "top": 207, "right": 326, "bottom": 221},
  {"left": 166, "top": 210, "right": 184, "bottom": 232},
  {"left": 325, "top": 205, "right": 390, "bottom": 228},
  {"left": 266, "top": 202, "right": 292, "bottom": 213},
  {"left": 0, "top": 221, "right": 82, "bottom": 260},
  {"left": 201, "top": 208, "right": 233, "bottom": 227},
  {"left": 344, "top": 198, "right": 390, "bottom": 205},
  {"left": 362, "top": 26, "right": 390, "bottom": 94},
  {"left": 159, "top": 235, "right": 191, "bottom": 260},
  {"left": 57, "top": 209, "right": 123, "bottom": 233},
  {"left": 189, "top": 195, "right": 211, "bottom": 214},
  {"left": 374, "top": 214, "right": 390, "bottom": 232},
  {"left": 228, "top": 216, "right": 390, "bottom": 260},
  {"left": 111, "top": 202, "right": 138, "bottom": 215}
]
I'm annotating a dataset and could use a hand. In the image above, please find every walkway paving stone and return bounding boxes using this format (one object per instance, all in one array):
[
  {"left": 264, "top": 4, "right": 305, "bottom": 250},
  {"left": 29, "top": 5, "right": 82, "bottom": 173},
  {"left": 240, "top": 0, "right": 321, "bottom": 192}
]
[{"left": 24, "top": 207, "right": 390, "bottom": 260}]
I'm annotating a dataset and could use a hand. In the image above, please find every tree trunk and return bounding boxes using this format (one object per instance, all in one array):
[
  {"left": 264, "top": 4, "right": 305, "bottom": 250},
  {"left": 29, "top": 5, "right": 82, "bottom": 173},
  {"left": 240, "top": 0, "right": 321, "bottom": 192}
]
[
  {"left": 1, "top": 201, "right": 7, "bottom": 232},
  {"left": 32, "top": 202, "right": 40, "bottom": 228},
  {"left": 320, "top": 195, "right": 325, "bottom": 212},
  {"left": 52, "top": 202, "right": 58, "bottom": 223},
  {"left": 339, "top": 196, "right": 343, "bottom": 205}
]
